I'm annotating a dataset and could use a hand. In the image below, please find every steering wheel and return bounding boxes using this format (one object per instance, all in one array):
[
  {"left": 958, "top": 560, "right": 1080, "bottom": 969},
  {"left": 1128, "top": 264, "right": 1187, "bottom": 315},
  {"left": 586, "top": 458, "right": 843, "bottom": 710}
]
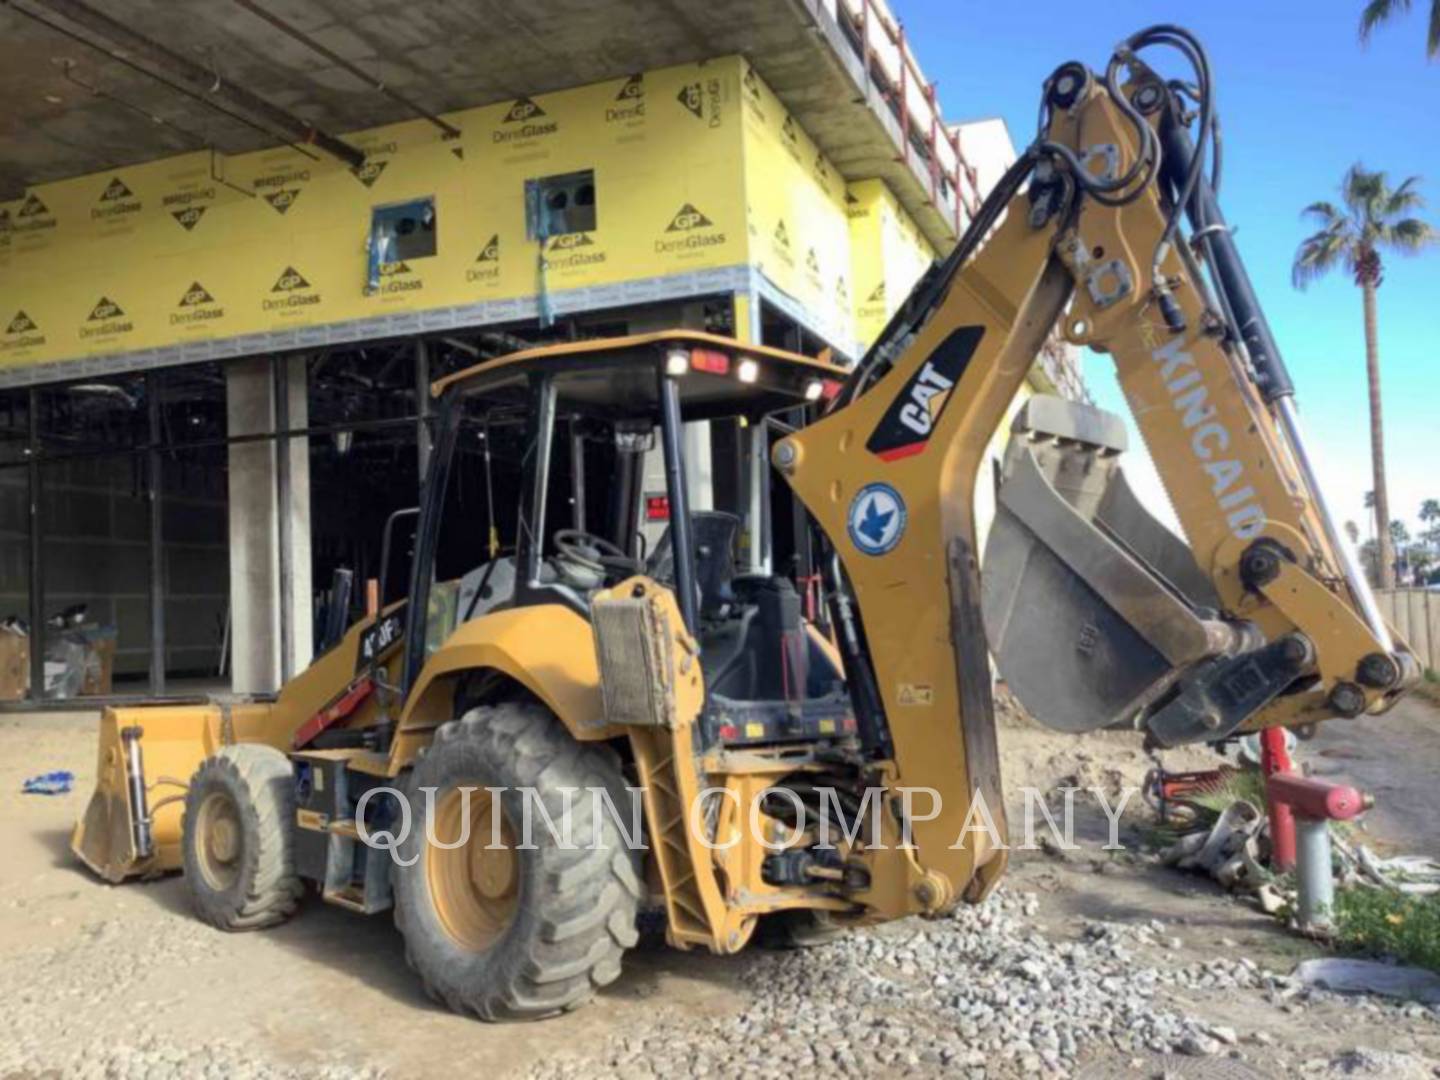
[{"left": 553, "top": 529, "right": 643, "bottom": 577}]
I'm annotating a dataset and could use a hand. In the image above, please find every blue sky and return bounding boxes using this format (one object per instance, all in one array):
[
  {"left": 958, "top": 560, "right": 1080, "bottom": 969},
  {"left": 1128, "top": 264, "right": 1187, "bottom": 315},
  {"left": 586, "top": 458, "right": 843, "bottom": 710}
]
[{"left": 900, "top": 1, "right": 1439, "bottom": 538}]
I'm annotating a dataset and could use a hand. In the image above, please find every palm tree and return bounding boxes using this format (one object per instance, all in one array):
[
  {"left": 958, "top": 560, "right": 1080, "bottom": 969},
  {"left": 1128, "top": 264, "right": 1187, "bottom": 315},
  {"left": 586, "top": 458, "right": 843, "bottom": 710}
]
[
  {"left": 1422, "top": 498, "right": 1440, "bottom": 545},
  {"left": 1293, "top": 165, "right": 1436, "bottom": 587},
  {"left": 1359, "top": 0, "right": 1440, "bottom": 59}
]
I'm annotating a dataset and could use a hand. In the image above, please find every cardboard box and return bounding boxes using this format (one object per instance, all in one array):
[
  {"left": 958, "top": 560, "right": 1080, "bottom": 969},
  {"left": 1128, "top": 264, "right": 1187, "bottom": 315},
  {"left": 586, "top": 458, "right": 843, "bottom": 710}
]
[{"left": 0, "top": 630, "right": 28, "bottom": 702}]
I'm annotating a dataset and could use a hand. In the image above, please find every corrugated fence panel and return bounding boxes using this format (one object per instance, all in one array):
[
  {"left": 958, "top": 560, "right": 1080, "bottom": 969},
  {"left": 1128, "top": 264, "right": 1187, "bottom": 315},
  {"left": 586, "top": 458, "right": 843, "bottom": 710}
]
[
  {"left": 1429, "top": 599, "right": 1440, "bottom": 673},
  {"left": 1407, "top": 590, "right": 1432, "bottom": 670},
  {"left": 1378, "top": 589, "right": 1440, "bottom": 672}
]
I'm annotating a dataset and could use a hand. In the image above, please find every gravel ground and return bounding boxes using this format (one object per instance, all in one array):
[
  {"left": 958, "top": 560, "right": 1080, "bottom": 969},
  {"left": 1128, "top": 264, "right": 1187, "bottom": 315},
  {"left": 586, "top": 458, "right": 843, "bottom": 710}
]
[
  {"left": 525, "top": 889, "right": 1440, "bottom": 1079},
  {"left": 4, "top": 706, "right": 1440, "bottom": 1078},
  {"left": 0, "top": 911, "right": 388, "bottom": 1080}
]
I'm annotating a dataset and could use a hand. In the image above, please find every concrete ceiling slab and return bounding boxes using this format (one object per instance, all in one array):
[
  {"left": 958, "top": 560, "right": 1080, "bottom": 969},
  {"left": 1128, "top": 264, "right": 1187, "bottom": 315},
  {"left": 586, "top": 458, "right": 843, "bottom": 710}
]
[{"left": 0, "top": 0, "right": 965, "bottom": 246}]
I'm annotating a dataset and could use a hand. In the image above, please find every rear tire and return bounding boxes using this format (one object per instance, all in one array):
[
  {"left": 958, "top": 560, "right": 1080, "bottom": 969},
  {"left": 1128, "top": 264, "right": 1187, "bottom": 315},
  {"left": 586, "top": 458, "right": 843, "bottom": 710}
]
[
  {"left": 181, "top": 744, "right": 302, "bottom": 930},
  {"left": 393, "top": 703, "right": 643, "bottom": 1021}
]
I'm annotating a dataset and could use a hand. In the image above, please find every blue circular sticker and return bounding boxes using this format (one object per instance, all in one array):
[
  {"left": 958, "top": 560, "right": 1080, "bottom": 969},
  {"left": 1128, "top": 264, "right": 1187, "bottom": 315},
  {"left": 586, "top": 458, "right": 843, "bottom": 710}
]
[{"left": 847, "top": 483, "right": 907, "bottom": 556}]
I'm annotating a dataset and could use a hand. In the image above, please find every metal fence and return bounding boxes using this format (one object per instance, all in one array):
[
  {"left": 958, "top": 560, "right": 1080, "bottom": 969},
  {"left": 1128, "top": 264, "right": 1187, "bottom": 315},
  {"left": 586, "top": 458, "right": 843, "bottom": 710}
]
[{"left": 1377, "top": 589, "right": 1440, "bottom": 673}]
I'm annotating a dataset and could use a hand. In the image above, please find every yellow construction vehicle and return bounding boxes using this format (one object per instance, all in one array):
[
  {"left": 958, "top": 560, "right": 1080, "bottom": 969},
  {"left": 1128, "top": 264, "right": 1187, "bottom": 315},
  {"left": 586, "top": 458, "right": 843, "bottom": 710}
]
[{"left": 73, "top": 24, "right": 1416, "bottom": 1020}]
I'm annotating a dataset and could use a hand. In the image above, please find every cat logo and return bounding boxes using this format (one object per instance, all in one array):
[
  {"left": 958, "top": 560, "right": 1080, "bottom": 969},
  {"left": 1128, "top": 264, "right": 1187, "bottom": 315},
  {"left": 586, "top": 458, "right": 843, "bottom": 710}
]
[
  {"left": 171, "top": 206, "right": 206, "bottom": 231},
  {"left": 548, "top": 232, "right": 593, "bottom": 251},
  {"left": 836, "top": 277, "right": 850, "bottom": 304},
  {"left": 100, "top": 177, "right": 133, "bottom": 202},
  {"left": 805, "top": 247, "right": 821, "bottom": 274},
  {"left": 813, "top": 152, "right": 831, "bottom": 184},
  {"left": 179, "top": 282, "right": 216, "bottom": 307},
  {"left": 865, "top": 326, "right": 985, "bottom": 461},
  {"left": 867, "top": 282, "right": 886, "bottom": 304},
  {"left": 504, "top": 97, "right": 545, "bottom": 123},
  {"left": 18, "top": 194, "right": 50, "bottom": 218},
  {"left": 773, "top": 219, "right": 790, "bottom": 249},
  {"left": 352, "top": 159, "right": 388, "bottom": 188},
  {"left": 271, "top": 267, "right": 310, "bottom": 292},
  {"left": 615, "top": 74, "right": 643, "bottom": 101},
  {"left": 781, "top": 115, "right": 798, "bottom": 144},
  {"left": 450, "top": 146, "right": 464, "bottom": 161},
  {"left": 476, "top": 234, "right": 500, "bottom": 262},
  {"left": 666, "top": 204, "right": 713, "bottom": 232},
  {"left": 6, "top": 311, "right": 37, "bottom": 335},
  {"left": 88, "top": 297, "right": 124, "bottom": 321},
  {"left": 676, "top": 82, "right": 704, "bottom": 121},
  {"left": 263, "top": 189, "right": 299, "bottom": 214},
  {"left": 378, "top": 260, "right": 412, "bottom": 276}
]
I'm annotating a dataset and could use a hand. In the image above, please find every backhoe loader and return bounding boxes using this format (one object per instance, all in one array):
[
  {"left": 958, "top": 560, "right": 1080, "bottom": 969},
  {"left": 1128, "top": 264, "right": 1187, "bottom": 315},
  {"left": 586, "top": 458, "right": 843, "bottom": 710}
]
[{"left": 73, "top": 24, "right": 1416, "bottom": 1020}]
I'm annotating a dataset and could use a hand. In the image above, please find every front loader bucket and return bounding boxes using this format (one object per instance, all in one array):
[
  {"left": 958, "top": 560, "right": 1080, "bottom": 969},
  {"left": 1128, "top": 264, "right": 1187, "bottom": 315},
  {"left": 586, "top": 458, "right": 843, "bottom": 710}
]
[
  {"left": 72, "top": 703, "right": 270, "bottom": 882},
  {"left": 981, "top": 396, "right": 1236, "bottom": 734}
]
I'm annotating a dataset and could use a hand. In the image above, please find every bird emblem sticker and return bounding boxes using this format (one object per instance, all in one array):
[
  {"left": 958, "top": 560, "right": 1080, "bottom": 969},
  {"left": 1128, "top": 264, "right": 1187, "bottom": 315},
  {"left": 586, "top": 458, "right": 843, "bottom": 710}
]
[{"left": 847, "top": 483, "right": 907, "bottom": 556}]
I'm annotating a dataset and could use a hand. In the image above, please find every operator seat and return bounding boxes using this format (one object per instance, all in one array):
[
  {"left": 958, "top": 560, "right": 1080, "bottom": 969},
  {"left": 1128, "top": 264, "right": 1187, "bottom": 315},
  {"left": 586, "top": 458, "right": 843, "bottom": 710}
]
[{"left": 645, "top": 510, "right": 741, "bottom": 616}]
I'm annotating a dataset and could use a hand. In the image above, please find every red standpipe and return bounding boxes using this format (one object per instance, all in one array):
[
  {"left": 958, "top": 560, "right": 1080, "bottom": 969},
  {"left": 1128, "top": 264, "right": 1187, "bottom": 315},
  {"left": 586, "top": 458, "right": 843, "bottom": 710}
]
[{"left": 1259, "top": 727, "right": 1297, "bottom": 872}]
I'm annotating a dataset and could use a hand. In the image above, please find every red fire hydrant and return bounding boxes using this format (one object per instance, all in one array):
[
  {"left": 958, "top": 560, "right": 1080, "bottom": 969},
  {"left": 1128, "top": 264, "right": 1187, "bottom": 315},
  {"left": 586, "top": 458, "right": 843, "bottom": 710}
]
[{"left": 1265, "top": 771, "right": 1372, "bottom": 931}]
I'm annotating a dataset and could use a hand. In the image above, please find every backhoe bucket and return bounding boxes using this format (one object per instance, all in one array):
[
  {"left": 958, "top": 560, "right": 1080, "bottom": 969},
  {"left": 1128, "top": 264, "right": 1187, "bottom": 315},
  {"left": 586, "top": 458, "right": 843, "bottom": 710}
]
[
  {"left": 71, "top": 703, "right": 261, "bottom": 882},
  {"left": 981, "top": 396, "right": 1236, "bottom": 734}
]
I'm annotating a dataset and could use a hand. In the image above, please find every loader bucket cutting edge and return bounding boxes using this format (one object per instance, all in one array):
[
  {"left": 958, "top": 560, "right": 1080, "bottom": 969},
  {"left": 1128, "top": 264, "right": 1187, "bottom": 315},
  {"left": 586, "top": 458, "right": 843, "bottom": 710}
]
[{"left": 71, "top": 705, "right": 261, "bottom": 882}]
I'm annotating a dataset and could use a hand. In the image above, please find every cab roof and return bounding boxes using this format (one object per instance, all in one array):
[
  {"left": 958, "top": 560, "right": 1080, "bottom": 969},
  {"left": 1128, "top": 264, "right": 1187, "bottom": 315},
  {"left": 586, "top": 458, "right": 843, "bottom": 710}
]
[{"left": 431, "top": 330, "right": 843, "bottom": 421}]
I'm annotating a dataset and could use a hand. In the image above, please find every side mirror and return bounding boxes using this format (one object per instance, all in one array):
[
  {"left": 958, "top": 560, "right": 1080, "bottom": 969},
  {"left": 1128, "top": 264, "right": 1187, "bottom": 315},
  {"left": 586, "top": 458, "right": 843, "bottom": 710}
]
[{"left": 378, "top": 507, "right": 421, "bottom": 608}]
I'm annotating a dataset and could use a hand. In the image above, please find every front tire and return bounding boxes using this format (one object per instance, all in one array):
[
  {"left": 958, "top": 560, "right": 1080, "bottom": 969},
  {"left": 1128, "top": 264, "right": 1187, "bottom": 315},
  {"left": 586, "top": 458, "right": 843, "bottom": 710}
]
[
  {"left": 181, "top": 744, "right": 302, "bottom": 930},
  {"left": 393, "top": 703, "right": 643, "bottom": 1020}
]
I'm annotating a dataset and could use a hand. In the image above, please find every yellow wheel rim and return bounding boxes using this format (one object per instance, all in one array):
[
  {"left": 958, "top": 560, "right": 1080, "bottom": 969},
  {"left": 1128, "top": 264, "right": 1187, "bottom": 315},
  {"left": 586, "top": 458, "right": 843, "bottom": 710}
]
[
  {"left": 426, "top": 786, "right": 519, "bottom": 951},
  {"left": 195, "top": 790, "right": 243, "bottom": 892}
]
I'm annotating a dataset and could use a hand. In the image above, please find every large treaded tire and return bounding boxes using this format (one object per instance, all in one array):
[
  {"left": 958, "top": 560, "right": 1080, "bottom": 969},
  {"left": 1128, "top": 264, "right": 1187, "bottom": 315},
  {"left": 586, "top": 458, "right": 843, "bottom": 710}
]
[
  {"left": 181, "top": 744, "right": 302, "bottom": 931},
  {"left": 393, "top": 703, "right": 643, "bottom": 1021}
]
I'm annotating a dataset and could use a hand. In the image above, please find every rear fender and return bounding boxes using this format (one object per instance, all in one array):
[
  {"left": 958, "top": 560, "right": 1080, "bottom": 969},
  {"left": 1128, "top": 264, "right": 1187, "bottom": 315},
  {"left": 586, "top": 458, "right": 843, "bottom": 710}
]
[{"left": 389, "top": 605, "right": 620, "bottom": 771}]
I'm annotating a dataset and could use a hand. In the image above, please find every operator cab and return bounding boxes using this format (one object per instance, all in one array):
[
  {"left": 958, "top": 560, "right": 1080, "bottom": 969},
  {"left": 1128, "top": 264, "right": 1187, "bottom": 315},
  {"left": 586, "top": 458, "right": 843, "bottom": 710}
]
[{"left": 401, "top": 332, "right": 853, "bottom": 747}]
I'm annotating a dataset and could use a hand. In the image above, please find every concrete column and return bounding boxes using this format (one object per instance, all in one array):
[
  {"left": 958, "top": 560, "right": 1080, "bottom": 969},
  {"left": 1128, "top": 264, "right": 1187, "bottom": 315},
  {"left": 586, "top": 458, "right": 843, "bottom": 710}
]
[
  {"left": 282, "top": 356, "right": 313, "bottom": 676},
  {"left": 734, "top": 289, "right": 770, "bottom": 573},
  {"left": 226, "top": 356, "right": 312, "bottom": 694}
]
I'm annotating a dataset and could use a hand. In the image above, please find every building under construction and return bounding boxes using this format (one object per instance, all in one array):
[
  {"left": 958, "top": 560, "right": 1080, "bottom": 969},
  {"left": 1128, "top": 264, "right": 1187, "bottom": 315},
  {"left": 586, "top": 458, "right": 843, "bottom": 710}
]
[{"left": 0, "top": 0, "right": 1081, "bottom": 702}]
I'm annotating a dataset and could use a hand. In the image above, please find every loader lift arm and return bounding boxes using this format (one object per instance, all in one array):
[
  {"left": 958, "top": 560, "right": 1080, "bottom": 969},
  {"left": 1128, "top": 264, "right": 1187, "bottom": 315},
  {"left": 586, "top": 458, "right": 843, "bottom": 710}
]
[{"left": 776, "top": 24, "right": 1416, "bottom": 909}]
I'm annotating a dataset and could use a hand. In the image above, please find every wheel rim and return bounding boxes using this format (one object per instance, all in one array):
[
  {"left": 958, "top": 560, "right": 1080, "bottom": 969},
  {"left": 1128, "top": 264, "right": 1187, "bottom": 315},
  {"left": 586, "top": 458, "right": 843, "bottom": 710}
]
[
  {"left": 426, "top": 785, "right": 519, "bottom": 951},
  {"left": 195, "top": 789, "right": 243, "bottom": 892}
]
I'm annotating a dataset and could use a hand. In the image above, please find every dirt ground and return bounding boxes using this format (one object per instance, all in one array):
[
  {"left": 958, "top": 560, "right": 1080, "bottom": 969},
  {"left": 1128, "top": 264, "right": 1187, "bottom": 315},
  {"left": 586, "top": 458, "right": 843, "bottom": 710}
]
[{"left": 1, "top": 699, "right": 1437, "bottom": 1077}]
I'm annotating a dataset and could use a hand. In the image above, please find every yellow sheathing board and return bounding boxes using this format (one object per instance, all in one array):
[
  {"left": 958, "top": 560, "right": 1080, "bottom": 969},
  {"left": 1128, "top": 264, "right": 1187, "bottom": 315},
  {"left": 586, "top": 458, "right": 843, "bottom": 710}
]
[
  {"left": 846, "top": 178, "right": 936, "bottom": 349},
  {"left": 0, "top": 58, "right": 749, "bottom": 374},
  {"left": 739, "top": 62, "right": 853, "bottom": 351}
]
